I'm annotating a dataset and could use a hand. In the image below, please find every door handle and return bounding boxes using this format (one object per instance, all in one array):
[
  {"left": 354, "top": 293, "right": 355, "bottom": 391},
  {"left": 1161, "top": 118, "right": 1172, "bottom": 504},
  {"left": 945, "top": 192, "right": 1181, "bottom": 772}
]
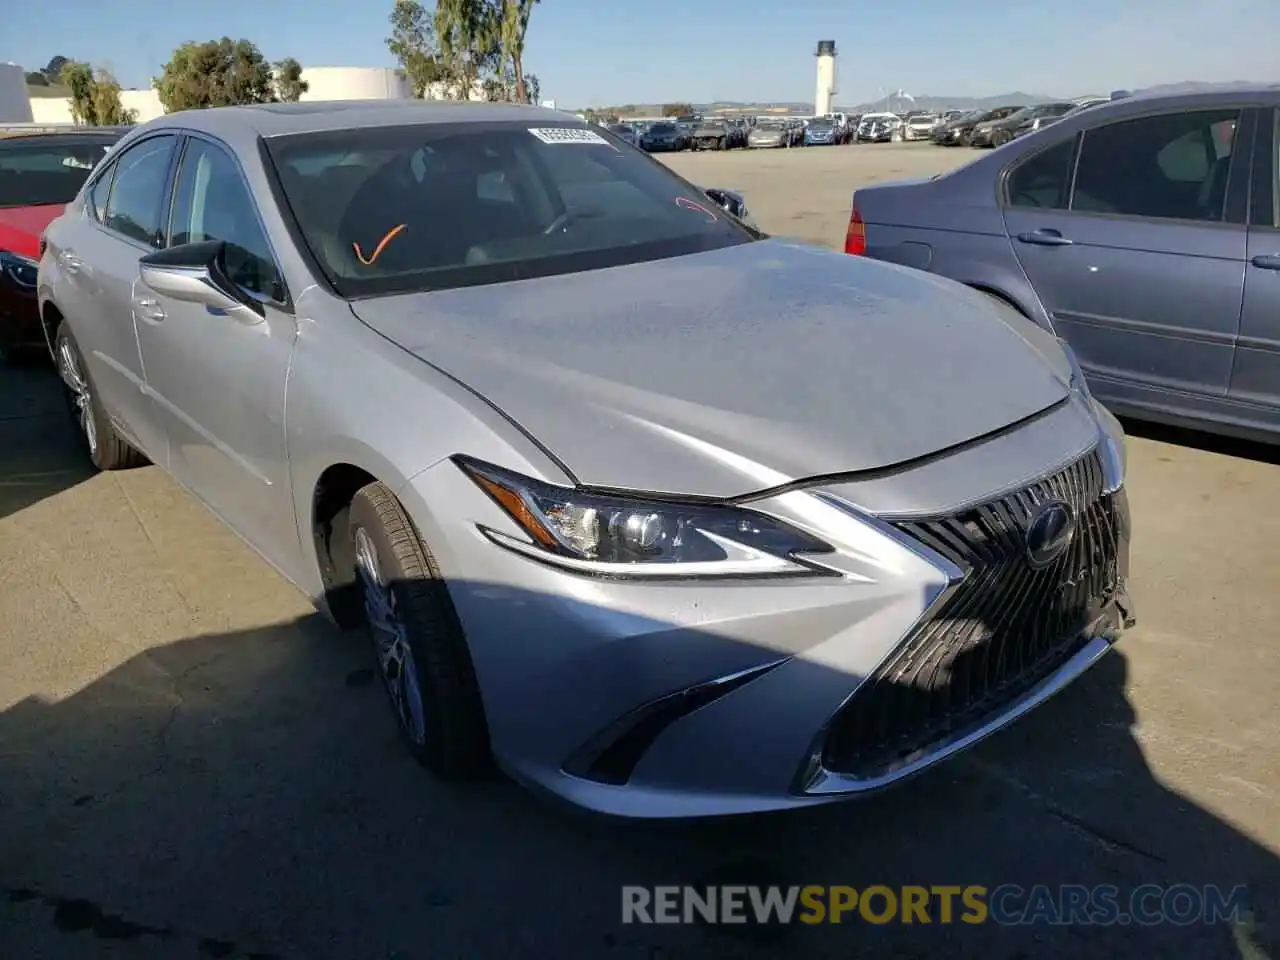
[
  {"left": 1016, "top": 229, "right": 1073, "bottom": 247},
  {"left": 132, "top": 296, "right": 166, "bottom": 323},
  {"left": 1251, "top": 254, "right": 1280, "bottom": 271},
  {"left": 57, "top": 250, "right": 83, "bottom": 273}
]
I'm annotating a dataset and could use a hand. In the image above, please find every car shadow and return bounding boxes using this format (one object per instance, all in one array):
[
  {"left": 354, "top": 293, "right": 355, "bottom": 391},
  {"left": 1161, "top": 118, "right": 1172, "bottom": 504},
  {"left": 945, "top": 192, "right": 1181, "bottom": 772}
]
[
  {"left": 0, "top": 579, "right": 1275, "bottom": 959},
  {"left": 0, "top": 360, "right": 95, "bottom": 520},
  {"left": 1119, "top": 417, "right": 1280, "bottom": 466}
]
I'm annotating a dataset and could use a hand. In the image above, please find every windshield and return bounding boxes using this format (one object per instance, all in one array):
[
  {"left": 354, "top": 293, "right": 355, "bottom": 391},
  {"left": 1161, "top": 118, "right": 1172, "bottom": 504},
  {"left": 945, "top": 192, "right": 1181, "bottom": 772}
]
[
  {"left": 755, "top": 122, "right": 784, "bottom": 130},
  {"left": 267, "top": 122, "right": 758, "bottom": 299},
  {"left": 808, "top": 120, "right": 832, "bottom": 129},
  {"left": 608, "top": 125, "right": 633, "bottom": 134},
  {"left": 0, "top": 137, "right": 113, "bottom": 208},
  {"left": 649, "top": 123, "right": 675, "bottom": 134}
]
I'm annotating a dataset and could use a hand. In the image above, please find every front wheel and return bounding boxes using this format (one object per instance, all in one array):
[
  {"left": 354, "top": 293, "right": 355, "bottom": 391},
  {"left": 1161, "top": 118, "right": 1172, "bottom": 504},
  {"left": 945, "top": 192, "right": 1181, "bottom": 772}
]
[
  {"left": 349, "top": 481, "right": 491, "bottom": 779},
  {"left": 54, "top": 324, "right": 145, "bottom": 470}
]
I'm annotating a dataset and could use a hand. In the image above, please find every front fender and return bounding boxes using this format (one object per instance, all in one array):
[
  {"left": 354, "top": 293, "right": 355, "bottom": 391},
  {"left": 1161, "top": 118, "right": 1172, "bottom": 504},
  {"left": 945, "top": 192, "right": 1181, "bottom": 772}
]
[{"left": 284, "top": 295, "right": 571, "bottom": 604}]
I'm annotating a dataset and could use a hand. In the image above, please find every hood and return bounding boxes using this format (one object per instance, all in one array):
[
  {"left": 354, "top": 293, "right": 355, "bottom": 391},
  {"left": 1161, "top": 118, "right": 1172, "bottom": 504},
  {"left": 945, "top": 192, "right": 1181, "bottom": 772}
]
[
  {"left": 0, "top": 204, "right": 63, "bottom": 259},
  {"left": 352, "top": 240, "right": 1070, "bottom": 499}
]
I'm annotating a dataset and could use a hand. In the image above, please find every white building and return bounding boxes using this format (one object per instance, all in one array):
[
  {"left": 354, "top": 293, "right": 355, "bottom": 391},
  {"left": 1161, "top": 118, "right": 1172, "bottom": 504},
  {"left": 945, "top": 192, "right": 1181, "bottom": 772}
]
[{"left": 4, "top": 65, "right": 486, "bottom": 127}]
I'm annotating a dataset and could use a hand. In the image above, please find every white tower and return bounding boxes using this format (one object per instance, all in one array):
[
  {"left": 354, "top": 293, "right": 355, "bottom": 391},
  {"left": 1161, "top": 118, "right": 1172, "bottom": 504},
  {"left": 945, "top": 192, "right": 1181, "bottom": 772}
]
[{"left": 814, "top": 41, "right": 837, "bottom": 116}]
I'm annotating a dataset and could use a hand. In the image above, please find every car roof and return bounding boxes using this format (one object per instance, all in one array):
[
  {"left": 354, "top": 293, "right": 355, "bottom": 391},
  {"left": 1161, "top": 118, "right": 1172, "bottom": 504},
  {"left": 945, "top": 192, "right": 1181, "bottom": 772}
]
[
  {"left": 0, "top": 128, "right": 127, "bottom": 144},
  {"left": 139, "top": 100, "right": 574, "bottom": 141}
]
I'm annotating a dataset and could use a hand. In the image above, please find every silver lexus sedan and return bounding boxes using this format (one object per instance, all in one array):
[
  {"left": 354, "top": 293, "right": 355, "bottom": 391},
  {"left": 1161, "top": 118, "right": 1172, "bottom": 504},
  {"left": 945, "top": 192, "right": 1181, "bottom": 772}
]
[{"left": 37, "top": 101, "right": 1133, "bottom": 818}]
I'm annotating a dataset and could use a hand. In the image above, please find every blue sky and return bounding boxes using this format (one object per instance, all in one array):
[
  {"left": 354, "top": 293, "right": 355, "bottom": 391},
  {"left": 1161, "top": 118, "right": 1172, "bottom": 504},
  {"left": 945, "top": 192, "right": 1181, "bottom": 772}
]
[{"left": 4, "top": 0, "right": 1276, "bottom": 107}]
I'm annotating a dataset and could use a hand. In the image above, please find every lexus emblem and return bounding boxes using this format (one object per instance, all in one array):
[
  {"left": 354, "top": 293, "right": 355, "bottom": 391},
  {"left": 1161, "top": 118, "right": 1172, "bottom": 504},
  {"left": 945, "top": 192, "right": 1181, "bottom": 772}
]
[{"left": 1025, "top": 499, "right": 1076, "bottom": 569}]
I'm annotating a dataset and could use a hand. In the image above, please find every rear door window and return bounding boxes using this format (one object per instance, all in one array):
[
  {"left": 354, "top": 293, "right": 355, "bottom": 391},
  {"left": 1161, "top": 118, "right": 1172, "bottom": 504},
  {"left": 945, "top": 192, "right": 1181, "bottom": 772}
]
[
  {"left": 102, "top": 135, "right": 177, "bottom": 247},
  {"left": 1070, "top": 109, "right": 1240, "bottom": 222},
  {"left": 1006, "top": 138, "right": 1077, "bottom": 210}
]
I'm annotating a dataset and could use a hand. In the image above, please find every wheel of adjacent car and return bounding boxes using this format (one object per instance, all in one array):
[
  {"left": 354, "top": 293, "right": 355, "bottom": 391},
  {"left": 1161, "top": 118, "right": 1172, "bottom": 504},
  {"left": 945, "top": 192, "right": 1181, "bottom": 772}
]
[
  {"left": 348, "top": 480, "right": 491, "bottom": 779},
  {"left": 890, "top": 128, "right": 903, "bottom": 142},
  {"left": 993, "top": 129, "right": 1010, "bottom": 147},
  {"left": 717, "top": 137, "right": 726, "bottom": 150},
  {"left": 53, "top": 324, "right": 146, "bottom": 471}
]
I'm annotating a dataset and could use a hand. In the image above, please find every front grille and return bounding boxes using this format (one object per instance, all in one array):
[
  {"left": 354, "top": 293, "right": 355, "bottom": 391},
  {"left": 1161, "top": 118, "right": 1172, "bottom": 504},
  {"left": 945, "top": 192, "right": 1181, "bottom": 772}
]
[{"left": 822, "top": 451, "right": 1123, "bottom": 778}]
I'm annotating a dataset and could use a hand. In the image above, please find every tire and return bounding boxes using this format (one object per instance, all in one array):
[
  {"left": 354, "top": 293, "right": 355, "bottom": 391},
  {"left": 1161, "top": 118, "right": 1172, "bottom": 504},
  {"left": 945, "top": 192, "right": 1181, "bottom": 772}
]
[
  {"left": 890, "top": 129, "right": 903, "bottom": 143},
  {"left": 53, "top": 324, "right": 145, "bottom": 471},
  {"left": 348, "top": 481, "right": 491, "bottom": 780},
  {"left": 717, "top": 138, "right": 726, "bottom": 151}
]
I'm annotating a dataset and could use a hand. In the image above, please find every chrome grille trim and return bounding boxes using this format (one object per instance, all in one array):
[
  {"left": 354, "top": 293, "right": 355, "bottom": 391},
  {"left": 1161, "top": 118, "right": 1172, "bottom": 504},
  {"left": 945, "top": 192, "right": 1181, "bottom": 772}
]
[{"left": 820, "top": 450, "right": 1123, "bottom": 778}]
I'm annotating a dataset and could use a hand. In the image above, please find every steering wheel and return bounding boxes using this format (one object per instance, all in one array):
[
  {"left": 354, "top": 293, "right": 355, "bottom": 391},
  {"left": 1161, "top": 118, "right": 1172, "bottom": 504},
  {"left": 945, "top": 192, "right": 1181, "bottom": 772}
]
[{"left": 543, "top": 208, "right": 601, "bottom": 235}]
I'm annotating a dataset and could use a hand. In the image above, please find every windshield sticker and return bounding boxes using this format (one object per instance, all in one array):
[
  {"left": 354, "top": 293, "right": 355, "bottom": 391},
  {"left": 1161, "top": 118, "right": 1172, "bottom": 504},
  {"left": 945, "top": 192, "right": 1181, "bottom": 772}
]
[
  {"left": 674, "top": 196, "right": 718, "bottom": 222},
  {"left": 528, "top": 127, "right": 613, "bottom": 147}
]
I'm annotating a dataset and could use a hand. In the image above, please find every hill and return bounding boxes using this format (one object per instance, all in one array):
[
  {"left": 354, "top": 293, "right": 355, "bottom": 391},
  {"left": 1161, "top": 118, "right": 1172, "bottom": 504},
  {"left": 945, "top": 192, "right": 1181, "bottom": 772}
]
[{"left": 27, "top": 83, "right": 72, "bottom": 99}]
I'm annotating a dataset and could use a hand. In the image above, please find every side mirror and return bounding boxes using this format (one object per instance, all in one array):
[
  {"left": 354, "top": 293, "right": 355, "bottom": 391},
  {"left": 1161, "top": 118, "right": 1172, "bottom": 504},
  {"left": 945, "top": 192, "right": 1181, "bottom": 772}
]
[
  {"left": 138, "top": 240, "right": 263, "bottom": 319},
  {"left": 703, "top": 187, "right": 749, "bottom": 221}
]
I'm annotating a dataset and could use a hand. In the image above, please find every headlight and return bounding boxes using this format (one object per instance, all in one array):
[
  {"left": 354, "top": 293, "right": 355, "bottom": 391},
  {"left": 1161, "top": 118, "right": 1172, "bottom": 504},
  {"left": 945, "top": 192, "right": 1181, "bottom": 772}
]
[
  {"left": 0, "top": 250, "right": 38, "bottom": 289},
  {"left": 457, "top": 458, "right": 835, "bottom": 578}
]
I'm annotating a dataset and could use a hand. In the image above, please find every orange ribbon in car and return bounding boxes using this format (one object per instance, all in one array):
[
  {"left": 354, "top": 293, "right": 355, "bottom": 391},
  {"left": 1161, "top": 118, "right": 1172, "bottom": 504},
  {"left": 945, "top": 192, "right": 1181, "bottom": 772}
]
[{"left": 353, "top": 223, "right": 408, "bottom": 265}]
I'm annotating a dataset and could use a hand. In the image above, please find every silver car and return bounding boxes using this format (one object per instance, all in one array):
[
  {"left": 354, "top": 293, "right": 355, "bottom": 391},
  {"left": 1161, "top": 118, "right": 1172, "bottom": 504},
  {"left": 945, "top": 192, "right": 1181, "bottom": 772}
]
[{"left": 37, "top": 102, "right": 1134, "bottom": 818}]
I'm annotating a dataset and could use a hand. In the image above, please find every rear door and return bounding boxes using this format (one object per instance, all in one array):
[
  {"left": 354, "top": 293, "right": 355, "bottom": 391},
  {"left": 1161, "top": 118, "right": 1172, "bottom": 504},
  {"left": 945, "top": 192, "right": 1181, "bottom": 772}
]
[
  {"left": 48, "top": 133, "right": 178, "bottom": 461},
  {"left": 1002, "top": 106, "right": 1250, "bottom": 402},
  {"left": 1233, "top": 106, "right": 1280, "bottom": 416}
]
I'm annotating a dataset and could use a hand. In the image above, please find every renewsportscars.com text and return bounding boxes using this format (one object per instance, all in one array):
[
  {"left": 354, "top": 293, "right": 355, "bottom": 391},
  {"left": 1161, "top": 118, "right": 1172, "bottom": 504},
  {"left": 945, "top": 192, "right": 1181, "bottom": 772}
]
[{"left": 622, "top": 884, "right": 1250, "bottom": 927}]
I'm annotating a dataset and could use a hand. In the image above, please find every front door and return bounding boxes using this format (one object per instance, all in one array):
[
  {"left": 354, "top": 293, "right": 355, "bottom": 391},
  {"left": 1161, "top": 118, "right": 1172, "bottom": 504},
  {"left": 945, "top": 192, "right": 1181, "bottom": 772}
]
[
  {"left": 1231, "top": 108, "right": 1280, "bottom": 422},
  {"left": 1003, "top": 108, "right": 1249, "bottom": 406},
  {"left": 132, "top": 135, "right": 300, "bottom": 571}
]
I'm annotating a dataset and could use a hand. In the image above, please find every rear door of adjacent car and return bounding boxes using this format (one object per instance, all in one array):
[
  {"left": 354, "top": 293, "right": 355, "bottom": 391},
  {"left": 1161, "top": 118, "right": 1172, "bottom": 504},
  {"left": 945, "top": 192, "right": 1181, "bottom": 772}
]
[
  {"left": 1002, "top": 106, "right": 1251, "bottom": 403},
  {"left": 50, "top": 133, "right": 178, "bottom": 461},
  {"left": 1233, "top": 106, "right": 1280, "bottom": 416}
]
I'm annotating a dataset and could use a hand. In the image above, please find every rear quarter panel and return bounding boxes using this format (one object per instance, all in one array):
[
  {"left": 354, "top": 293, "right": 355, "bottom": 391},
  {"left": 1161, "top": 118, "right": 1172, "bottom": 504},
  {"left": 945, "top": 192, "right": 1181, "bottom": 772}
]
[{"left": 855, "top": 159, "right": 1053, "bottom": 329}]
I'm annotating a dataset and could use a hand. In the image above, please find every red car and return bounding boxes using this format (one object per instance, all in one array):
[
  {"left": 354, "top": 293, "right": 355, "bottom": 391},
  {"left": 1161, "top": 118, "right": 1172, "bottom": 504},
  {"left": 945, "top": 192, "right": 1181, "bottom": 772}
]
[{"left": 0, "top": 128, "right": 125, "bottom": 361}]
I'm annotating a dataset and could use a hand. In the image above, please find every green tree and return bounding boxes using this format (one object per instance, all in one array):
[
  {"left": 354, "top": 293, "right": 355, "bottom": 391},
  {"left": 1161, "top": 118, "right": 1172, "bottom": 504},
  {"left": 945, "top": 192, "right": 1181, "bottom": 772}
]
[
  {"left": 43, "top": 55, "right": 70, "bottom": 82},
  {"left": 524, "top": 71, "right": 541, "bottom": 105},
  {"left": 495, "top": 0, "right": 538, "bottom": 103},
  {"left": 662, "top": 102, "right": 694, "bottom": 117},
  {"left": 154, "top": 38, "right": 275, "bottom": 112},
  {"left": 387, "top": 0, "right": 447, "bottom": 97},
  {"left": 90, "top": 70, "right": 138, "bottom": 125},
  {"left": 59, "top": 61, "right": 136, "bottom": 126},
  {"left": 274, "top": 57, "right": 308, "bottom": 102},
  {"left": 60, "top": 61, "right": 96, "bottom": 123},
  {"left": 435, "top": 0, "right": 501, "bottom": 100}
]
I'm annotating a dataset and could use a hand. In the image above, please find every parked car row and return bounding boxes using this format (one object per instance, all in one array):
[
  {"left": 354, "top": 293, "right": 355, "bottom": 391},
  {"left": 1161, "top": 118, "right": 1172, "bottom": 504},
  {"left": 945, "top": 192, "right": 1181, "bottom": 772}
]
[
  {"left": 21, "top": 99, "right": 1137, "bottom": 820},
  {"left": 848, "top": 85, "right": 1280, "bottom": 445},
  {"left": 933, "top": 99, "right": 1111, "bottom": 148}
]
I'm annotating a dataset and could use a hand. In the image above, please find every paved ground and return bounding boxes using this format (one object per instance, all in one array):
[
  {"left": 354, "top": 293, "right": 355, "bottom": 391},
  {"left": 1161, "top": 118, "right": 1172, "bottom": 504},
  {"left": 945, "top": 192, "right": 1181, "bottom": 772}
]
[{"left": 1, "top": 143, "right": 1277, "bottom": 960}]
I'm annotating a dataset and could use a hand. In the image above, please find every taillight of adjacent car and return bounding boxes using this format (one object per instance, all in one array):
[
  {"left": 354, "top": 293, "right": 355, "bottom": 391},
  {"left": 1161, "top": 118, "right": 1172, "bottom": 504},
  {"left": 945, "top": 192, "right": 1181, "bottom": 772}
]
[{"left": 844, "top": 203, "right": 867, "bottom": 255}]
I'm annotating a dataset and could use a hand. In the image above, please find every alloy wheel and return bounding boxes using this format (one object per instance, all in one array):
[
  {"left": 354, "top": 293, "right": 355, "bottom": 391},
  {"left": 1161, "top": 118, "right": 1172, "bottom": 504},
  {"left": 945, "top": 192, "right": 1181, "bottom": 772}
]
[
  {"left": 354, "top": 526, "right": 428, "bottom": 746},
  {"left": 57, "top": 337, "right": 97, "bottom": 456}
]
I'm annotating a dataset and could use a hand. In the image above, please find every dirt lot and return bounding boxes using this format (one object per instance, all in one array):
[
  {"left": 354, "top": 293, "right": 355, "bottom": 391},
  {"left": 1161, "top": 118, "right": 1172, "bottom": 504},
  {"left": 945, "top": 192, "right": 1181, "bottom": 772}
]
[{"left": 1, "top": 143, "right": 1277, "bottom": 960}]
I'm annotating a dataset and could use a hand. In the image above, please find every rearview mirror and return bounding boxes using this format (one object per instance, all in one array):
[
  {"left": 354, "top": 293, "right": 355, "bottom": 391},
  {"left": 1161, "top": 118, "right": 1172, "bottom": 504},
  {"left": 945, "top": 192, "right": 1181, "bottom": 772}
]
[
  {"left": 703, "top": 187, "right": 749, "bottom": 221},
  {"left": 138, "top": 240, "right": 263, "bottom": 318}
]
